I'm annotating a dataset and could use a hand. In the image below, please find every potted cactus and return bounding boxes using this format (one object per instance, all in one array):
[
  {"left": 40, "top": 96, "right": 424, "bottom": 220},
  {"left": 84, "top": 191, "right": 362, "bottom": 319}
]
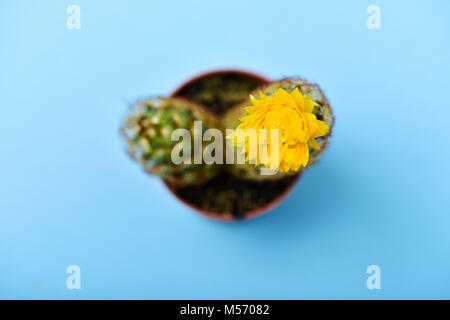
[
  {"left": 121, "top": 70, "right": 334, "bottom": 221},
  {"left": 121, "top": 97, "right": 221, "bottom": 188}
]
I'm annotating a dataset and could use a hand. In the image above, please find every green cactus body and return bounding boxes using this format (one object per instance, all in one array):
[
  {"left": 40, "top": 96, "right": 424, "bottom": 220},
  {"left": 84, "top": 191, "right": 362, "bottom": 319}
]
[
  {"left": 223, "top": 77, "right": 334, "bottom": 180},
  {"left": 122, "top": 97, "right": 220, "bottom": 188}
]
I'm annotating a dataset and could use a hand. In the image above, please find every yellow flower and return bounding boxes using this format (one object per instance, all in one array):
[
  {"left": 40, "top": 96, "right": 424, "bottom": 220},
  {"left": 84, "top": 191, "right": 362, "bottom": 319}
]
[{"left": 228, "top": 88, "right": 329, "bottom": 172}]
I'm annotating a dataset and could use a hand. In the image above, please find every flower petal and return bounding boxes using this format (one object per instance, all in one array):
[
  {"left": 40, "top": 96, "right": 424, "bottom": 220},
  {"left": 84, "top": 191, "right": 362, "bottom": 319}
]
[
  {"left": 304, "top": 95, "right": 318, "bottom": 113},
  {"left": 308, "top": 138, "right": 321, "bottom": 150},
  {"left": 290, "top": 87, "right": 305, "bottom": 111}
]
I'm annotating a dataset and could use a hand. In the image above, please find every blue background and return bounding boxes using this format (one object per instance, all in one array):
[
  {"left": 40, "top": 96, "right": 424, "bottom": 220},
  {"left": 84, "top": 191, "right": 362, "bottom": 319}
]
[{"left": 1, "top": 0, "right": 449, "bottom": 299}]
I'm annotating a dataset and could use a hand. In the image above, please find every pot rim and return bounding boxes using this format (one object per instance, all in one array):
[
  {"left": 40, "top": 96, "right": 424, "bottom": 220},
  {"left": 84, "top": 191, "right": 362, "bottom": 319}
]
[
  {"left": 168, "top": 68, "right": 301, "bottom": 222},
  {"left": 171, "top": 68, "right": 270, "bottom": 99}
]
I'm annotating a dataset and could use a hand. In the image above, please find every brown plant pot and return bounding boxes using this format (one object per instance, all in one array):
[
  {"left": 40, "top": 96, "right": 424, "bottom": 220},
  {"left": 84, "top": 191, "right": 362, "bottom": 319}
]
[{"left": 161, "top": 69, "right": 301, "bottom": 222}]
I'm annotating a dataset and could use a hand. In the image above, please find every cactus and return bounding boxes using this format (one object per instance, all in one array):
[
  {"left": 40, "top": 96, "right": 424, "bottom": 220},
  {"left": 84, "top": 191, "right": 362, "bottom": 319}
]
[
  {"left": 121, "top": 97, "right": 220, "bottom": 188},
  {"left": 223, "top": 77, "right": 334, "bottom": 180}
]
